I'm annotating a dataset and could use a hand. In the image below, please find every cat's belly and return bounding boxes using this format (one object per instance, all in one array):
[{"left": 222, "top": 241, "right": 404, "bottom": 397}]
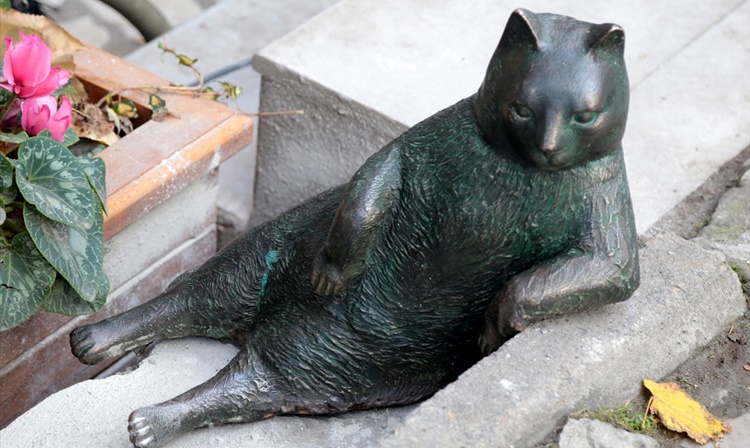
[{"left": 345, "top": 180, "right": 585, "bottom": 351}]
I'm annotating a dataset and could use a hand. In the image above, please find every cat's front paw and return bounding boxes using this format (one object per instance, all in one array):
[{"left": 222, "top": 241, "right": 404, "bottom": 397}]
[
  {"left": 478, "top": 317, "right": 517, "bottom": 354},
  {"left": 479, "top": 295, "right": 519, "bottom": 354},
  {"left": 478, "top": 325, "right": 501, "bottom": 355},
  {"left": 311, "top": 252, "right": 346, "bottom": 296}
]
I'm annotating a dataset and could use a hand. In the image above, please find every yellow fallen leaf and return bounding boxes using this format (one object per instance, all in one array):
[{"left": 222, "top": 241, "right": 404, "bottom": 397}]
[{"left": 643, "top": 379, "right": 731, "bottom": 444}]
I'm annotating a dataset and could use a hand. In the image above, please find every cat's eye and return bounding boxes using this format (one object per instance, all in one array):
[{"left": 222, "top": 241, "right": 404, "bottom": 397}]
[
  {"left": 511, "top": 104, "right": 534, "bottom": 119},
  {"left": 572, "top": 111, "right": 600, "bottom": 125}
]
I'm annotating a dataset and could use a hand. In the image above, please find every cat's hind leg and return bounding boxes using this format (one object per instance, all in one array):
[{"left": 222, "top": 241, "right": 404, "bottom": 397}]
[
  {"left": 127, "top": 345, "right": 293, "bottom": 448},
  {"left": 72, "top": 185, "right": 343, "bottom": 366},
  {"left": 72, "top": 240, "right": 276, "bottom": 365},
  {"left": 70, "top": 287, "right": 221, "bottom": 365}
]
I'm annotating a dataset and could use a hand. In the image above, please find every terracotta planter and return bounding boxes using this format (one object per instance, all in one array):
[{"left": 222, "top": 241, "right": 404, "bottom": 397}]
[{"left": 0, "top": 46, "right": 253, "bottom": 427}]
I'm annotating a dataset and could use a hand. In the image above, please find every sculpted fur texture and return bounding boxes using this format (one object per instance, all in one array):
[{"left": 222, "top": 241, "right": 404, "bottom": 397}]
[{"left": 71, "top": 9, "right": 639, "bottom": 448}]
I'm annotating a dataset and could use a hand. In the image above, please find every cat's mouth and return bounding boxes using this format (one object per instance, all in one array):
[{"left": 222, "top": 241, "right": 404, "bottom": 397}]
[{"left": 529, "top": 148, "right": 573, "bottom": 171}]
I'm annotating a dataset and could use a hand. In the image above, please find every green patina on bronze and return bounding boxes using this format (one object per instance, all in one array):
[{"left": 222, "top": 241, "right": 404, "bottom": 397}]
[{"left": 71, "top": 9, "right": 639, "bottom": 448}]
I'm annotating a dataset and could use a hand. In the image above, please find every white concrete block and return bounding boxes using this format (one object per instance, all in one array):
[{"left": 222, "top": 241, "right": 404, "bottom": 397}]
[
  {"left": 256, "top": 0, "right": 743, "bottom": 127},
  {"left": 253, "top": 0, "right": 750, "bottom": 232},
  {"left": 104, "top": 172, "right": 218, "bottom": 290},
  {"left": 216, "top": 66, "right": 260, "bottom": 239},
  {"left": 0, "top": 339, "right": 239, "bottom": 448}
]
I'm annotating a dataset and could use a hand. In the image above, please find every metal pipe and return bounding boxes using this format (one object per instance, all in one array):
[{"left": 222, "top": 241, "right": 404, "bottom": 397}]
[{"left": 98, "top": 0, "right": 171, "bottom": 42}]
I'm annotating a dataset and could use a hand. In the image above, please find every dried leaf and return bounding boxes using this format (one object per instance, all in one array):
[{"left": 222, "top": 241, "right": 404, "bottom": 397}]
[
  {"left": 105, "top": 105, "right": 133, "bottom": 135},
  {"left": 112, "top": 99, "right": 137, "bottom": 118},
  {"left": 0, "top": 9, "right": 84, "bottom": 71},
  {"left": 148, "top": 94, "right": 171, "bottom": 121},
  {"left": 219, "top": 81, "right": 243, "bottom": 100},
  {"left": 70, "top": 103, "right": 118, "bottom": 146},
  {"left": 177, "top": 54, "right": 197, "bottom": 67},
  {"left": 643, "top": 379, "right": 731, "bottom": 444}
]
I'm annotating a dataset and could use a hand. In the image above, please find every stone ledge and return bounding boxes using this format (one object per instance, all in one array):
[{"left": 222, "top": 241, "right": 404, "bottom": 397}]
[{"left": 377, "top": 233, "right": 746, "bottom": 448}]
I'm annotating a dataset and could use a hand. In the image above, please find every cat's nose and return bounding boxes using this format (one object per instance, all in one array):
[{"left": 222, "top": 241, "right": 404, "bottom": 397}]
[
  {"left": 537, "top": 115, "right": 563, "bottom": 153},
  {"left": 537, "top": 129, "right": 560, "bottom": 154}
]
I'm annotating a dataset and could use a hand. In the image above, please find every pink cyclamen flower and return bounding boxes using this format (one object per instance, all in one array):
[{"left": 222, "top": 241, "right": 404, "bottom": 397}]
[
  {"left": 0, "top": 31, "right": 70, "bottom": 99},
  {"left": 21, "top": 95, "right": 72, "bottom": 141}
]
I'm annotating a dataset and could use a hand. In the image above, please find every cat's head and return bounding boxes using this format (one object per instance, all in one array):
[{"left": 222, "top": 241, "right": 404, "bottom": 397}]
[{"left": 474, "top": 9, "right": 629, "bottom": 171}]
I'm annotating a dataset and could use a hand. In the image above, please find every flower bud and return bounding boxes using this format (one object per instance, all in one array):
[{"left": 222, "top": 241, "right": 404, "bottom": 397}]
[{"left": 0, "top": 31, "right": 71, "bottom": 99}]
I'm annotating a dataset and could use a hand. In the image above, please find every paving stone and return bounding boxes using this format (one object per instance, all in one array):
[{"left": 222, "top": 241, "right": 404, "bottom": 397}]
[
  {"left": 46, "top": 0, "right": 216, "bottom": 57},
  {"left": 693, "top": 164, "right": 750, "bottom": 292},
  {"left": 559, "top": 418, "right": 659, "bottom": 448}
]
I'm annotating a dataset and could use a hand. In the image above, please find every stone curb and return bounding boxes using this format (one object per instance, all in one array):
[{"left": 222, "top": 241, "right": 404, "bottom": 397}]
[{"left": 377, "top": 233, "right": 746, "bottom": 448}]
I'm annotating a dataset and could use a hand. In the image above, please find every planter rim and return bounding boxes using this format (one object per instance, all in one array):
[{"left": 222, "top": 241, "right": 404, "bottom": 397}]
[{"left": 72, "top": 45, "right": 254, "bottom": 239}]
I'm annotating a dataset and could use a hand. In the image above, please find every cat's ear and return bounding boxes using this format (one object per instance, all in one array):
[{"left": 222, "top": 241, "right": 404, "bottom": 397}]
[
  {"left": 500, "top": 8, "right": 543, "bottom": 52},
  {"left": 587, "top": 23, "right": 625, "bottom": 57}
]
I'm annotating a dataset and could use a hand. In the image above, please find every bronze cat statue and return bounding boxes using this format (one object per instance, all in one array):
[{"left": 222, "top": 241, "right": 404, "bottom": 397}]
[{"left": 71, "top": 9, "right": 639, "bottom": 447}]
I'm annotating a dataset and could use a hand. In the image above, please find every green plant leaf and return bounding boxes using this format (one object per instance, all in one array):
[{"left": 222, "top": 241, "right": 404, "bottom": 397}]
[
  {"left": 42, "top": 273, "right": 109, "bottom": 316},
  {"left": 0, "top": 1, "right": 9, "bottom": 12},
  {"left": 112, "top": 99, "right": 137, "bottom": 118},
  {"left": 34, "top": 129, "right": 78, "bottom": 146},
  {"left": 62, "top": 128, "right": 80, "bottom": 147},
  {"left": 0, "top": 131, "right": 29, "bottom": 144},
  {"left": 0, "top": 152, "right": 14, "bottom": 189},
  {"left": 149, "top": 94, "right": 170, "bottom": 121},
  {"left": 15, "top": 137, "right": 97, "bottom": 229},
  {"left": 24, "top": 203, "right": 103, "bottom": 303},
  {"left": 177, "top": 54, "right": 197, "bottom": 67},
  {"left": 77, "top": 157, "right": 108, "bottom": 215},
  {"left": 219, "top": 81, "right": 243, "bottom": 100},
  {"left": 0, "top": 232, "right": 57, "bottom": 331},
  {"left": 0, "top": 85, "right": 11, "bottom": 104},
  {"left": 68, "top": 138, "right": 106, "bottom": 158},
  {"left": 53, "top": 84, "right": 77, "bottom": 97},
  {"left": 0, "top": 184, "right": 18, "bottom": 205}
]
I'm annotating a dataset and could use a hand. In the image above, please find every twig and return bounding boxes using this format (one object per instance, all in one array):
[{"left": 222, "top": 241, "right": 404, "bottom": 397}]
[
  {"left": 642, "top": 396, "right": 654, "bottom": 429},
  {"left": 71, "top": 108, "right": 92, "bottom": 120}
]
